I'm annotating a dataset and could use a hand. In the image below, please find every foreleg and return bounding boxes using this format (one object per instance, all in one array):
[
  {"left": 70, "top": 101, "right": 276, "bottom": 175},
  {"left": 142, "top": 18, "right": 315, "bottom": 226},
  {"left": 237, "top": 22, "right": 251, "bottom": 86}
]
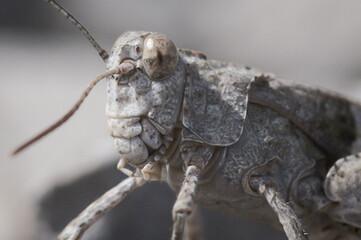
[
  {"left": 257, "top": 183, "right": 308, "bottom": 240},
  {"left": 171, "top": 165, "right": 201, "bottom": 240},
  {"left": 58, "top": 176, "right": 146, "bottom": 240}
]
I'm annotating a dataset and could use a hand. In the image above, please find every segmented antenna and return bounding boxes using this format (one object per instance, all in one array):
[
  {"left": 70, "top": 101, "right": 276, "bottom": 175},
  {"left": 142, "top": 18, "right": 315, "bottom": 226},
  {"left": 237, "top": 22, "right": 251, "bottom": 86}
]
[
  {"left": 12, "top": 68, "right": 120, "bottom": 156},
  {"left": 45, "top": 0, "right": 109, "bottom": 61}
]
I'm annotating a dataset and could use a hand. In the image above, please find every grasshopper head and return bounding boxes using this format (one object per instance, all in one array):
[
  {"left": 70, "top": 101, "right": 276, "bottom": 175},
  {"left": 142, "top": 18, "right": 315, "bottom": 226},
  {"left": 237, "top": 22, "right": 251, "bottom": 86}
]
[
  {"left": 12, "top": 30, "right": 186, "bottom": 171},
  {"left": 106, "top": 31, "right": 186, "bottom": 167}
]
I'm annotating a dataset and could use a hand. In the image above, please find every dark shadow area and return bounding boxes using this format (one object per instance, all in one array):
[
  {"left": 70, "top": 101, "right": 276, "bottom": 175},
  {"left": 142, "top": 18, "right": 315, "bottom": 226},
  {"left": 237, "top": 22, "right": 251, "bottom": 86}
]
[{"left": 39, "top": 161, "right": 285, "bottom": 240}]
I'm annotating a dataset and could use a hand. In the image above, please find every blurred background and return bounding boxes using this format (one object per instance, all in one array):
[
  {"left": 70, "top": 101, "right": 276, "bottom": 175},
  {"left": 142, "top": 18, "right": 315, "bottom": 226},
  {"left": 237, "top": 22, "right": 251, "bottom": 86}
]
[{"left": 1, "top": 0, "right": 361, "bottom": 239}]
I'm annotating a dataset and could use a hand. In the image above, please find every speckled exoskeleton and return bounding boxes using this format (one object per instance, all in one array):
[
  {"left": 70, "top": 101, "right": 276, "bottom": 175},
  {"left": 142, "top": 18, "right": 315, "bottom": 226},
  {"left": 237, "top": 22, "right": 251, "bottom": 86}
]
[{"left": 13, "top": 1, "right": 361, "bottom": 240}]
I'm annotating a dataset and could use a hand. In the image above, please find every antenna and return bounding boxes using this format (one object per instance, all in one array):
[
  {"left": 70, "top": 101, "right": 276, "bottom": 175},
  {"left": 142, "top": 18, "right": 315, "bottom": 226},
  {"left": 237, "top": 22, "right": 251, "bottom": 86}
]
[
  {"left": 12, "top": 68, "right": 120, "bottom": 156},
  {"left": 45, "top": 0, "right": 109, "bottom": 62}
]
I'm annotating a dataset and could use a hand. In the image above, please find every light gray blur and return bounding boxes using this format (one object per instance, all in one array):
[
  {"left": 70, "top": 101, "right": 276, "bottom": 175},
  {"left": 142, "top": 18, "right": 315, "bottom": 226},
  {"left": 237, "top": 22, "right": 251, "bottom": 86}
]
[{"left": 1, "top": 1, "right": 361, "bottom": 239}]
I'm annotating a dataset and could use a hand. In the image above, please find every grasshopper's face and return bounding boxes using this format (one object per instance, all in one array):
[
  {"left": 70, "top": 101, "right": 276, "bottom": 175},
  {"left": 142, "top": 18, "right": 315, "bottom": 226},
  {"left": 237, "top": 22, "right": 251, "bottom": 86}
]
[{"left": 106, "top": 31, "right": 186, "bottom": 167}]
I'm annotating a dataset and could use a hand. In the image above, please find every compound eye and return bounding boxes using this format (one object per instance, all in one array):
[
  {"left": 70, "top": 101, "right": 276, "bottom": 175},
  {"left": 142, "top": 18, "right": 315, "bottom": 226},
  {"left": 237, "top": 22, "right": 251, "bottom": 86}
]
[{"left": 142, "top": 33, "right": 178, "bottom": 80}]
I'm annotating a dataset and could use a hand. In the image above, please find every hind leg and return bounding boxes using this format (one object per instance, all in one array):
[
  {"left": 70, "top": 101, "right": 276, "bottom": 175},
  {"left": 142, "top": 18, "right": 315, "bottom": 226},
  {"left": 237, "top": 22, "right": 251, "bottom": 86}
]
[{"left": 324, "top": 153, "right": 361, "bottom": 228}]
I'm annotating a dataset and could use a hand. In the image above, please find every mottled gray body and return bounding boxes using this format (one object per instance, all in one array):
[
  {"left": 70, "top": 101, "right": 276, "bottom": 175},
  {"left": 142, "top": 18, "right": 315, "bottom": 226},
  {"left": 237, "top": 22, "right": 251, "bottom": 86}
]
[
  {"left": 167, "top": 103, "right": 360, "bottom": 239},
  {"left": 164, "top": 51, "right": 361, "bottom": 239},
  {"left": 51, "top": 30, "right": 361, "bottom": 240}
]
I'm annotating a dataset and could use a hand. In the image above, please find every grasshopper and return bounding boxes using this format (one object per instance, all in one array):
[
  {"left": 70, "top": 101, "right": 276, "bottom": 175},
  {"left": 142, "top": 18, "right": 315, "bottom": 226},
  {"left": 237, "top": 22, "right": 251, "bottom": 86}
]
[{"left": 13, "top": 1, "right": 361, "bottom": 240}]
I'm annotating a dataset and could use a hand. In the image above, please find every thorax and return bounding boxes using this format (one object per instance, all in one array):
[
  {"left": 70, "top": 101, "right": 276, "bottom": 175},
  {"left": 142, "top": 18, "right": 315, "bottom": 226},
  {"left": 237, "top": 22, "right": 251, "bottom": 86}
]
[{"left": 166, "top": 103, "right": 327, "bottom": 220}]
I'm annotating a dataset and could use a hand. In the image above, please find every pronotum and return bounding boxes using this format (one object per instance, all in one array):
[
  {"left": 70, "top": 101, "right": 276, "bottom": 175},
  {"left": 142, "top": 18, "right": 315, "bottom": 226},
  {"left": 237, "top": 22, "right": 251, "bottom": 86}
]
[{"left": 12, "top": 1, "right": 361, "bottom": 240}]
